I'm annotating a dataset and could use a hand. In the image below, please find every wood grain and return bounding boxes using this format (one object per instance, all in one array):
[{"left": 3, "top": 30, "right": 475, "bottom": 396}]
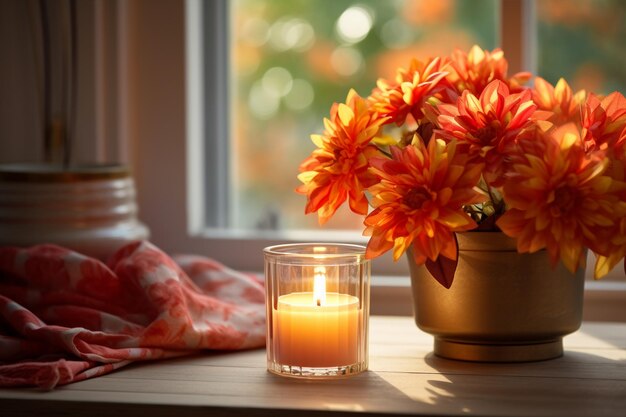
[{"left": 1, "top": 316, "right": 625, "bottom": 417}]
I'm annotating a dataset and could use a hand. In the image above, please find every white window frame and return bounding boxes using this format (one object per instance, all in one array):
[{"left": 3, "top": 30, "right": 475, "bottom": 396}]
[{"left": 117, "top": 0, "right": 624, "bottom": 319}]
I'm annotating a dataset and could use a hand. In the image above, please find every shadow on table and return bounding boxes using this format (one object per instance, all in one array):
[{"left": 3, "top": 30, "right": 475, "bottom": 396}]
[
  {"left": 417, "top": 350, "right": 626, "bottom": 417},
  {"left": 111, "top": 350, "right": 431, "bottom": 416},
  {"left": 263, "top": 367, "right": 426, "bottom": 415}
]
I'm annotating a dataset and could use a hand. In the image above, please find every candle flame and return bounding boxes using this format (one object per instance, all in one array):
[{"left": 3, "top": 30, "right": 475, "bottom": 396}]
[{"left": 313, "top": 266, "right": 326, "bottom": 306}]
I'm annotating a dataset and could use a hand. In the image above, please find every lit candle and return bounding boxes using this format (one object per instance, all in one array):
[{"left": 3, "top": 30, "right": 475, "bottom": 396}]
[
  {"left": 264, "top": 243, "right": 370, "bottom": 378},
  {"left": 274, "top": 266, "right": 360, "bottom": 368}
]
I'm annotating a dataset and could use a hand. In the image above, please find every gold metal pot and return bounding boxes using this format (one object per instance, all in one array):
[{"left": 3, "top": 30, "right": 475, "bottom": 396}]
[{"left": 408, "top": 232, "right": 585, "bottom": 362}]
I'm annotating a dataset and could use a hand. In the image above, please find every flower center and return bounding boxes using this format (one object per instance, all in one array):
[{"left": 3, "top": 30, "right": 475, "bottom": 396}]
[
  {"left": 332, "top": 148, "right": 357, "bottom": 173},
  {"left": 404, "top": 187, "right": 434, "bottom": 210},
  {"left": 333, "top": 148, "right": 355, "bottom": 160},
  {"left": 551, "top": 186, "right": 577, "bottom": 216},
  {"left": 475, "top": 125, "right": 498, "bottom": 145}
]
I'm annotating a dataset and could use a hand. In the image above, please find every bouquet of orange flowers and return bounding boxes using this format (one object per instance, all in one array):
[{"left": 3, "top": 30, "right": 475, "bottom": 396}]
[{"left": 297, "top": 45, "right": 626, "bottom": 288}]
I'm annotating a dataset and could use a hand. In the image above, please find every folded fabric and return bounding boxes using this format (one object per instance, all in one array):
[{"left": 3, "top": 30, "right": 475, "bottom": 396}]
[{"left": 0, "top": 241, "right": 266, "bottom": 389}]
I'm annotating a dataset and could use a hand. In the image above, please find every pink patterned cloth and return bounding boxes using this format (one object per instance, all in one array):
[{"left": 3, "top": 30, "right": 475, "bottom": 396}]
[{"left": 0, "top": 241, "right": 266, "bottom": 389}]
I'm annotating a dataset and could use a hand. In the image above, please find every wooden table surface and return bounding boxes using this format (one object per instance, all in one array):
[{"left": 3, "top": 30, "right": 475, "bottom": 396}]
[{"left": 1, "top": 316, "right": 625, "bottom": 417}]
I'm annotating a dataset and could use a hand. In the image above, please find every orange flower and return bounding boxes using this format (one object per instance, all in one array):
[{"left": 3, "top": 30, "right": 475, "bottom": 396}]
[
  {"left": 437, "top": 80, "right": 542, "bottom": 186},
  {"left": 447, "top": 45, "right": 531, "bottom": 95},
  {"left": 297, "top": 89, "right": 387, "bottom": 224},
  {"left": 297, "top": 44, "right": 626, "bottom": 284},
  {"left": 496, "top": 124, "right": 622, "bottom": 273},
  {"left": 578, "top": 92, "right": 626, "bottom": 277},
  {"left": 369, "top": 56, "right": 450, "bottom": 126},
  {"left": 593, "top": 213, "right": 626, "bottom": 279},
  {"left": 532, "top": 77, "right": 586, "bottom": 125},
  {"left": 594, "top": 129, "right": 626, "bottom": 278},
  {"left": 364, "top": 138, "right": 484, "bottom": 266},
  {"left": 581, "top": 92, "right": 626, "bottom": 154}
]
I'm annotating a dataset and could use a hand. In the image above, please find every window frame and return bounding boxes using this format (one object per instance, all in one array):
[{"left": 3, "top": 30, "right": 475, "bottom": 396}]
[{"left": 122, "top": 0, "right": 624, "bottom": 319}]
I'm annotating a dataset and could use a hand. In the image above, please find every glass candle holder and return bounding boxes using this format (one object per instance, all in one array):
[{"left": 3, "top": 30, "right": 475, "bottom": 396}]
[{"left": 264, "top": 243, "right": 370, "bottom": 379}]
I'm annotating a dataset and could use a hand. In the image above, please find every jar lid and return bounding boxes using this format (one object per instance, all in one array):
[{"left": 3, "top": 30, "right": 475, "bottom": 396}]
[{"left": 0, "top": 163, "right": 130, "bottom": 182}]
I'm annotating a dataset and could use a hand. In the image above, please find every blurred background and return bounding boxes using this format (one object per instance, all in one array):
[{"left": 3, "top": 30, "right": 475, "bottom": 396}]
[{"left": 230, "top": 0, "right": 626, "bottom": 232}]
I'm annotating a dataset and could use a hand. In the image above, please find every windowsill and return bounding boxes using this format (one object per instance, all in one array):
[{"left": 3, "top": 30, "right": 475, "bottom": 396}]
[{"left": 1, "top": 316, "right": 624, "bottom": 417}]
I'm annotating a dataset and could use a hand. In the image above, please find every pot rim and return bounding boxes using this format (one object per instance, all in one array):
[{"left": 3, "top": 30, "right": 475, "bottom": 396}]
[
  {"left": 0, "top": 163, "right": 129, "bottom": 182},
  {"left": 456, "top": 231, "right": 518, "bottom": 252}
]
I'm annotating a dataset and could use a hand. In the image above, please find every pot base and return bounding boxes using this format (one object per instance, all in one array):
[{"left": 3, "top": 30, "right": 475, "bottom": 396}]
[{"left": 434, "top": 337, "right": 563, "bottom": 362}]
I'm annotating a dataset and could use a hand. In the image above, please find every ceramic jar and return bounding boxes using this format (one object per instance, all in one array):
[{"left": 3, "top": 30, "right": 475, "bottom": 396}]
[{"left": 0, "top": 163, "right": 149, "bottom": 260}]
